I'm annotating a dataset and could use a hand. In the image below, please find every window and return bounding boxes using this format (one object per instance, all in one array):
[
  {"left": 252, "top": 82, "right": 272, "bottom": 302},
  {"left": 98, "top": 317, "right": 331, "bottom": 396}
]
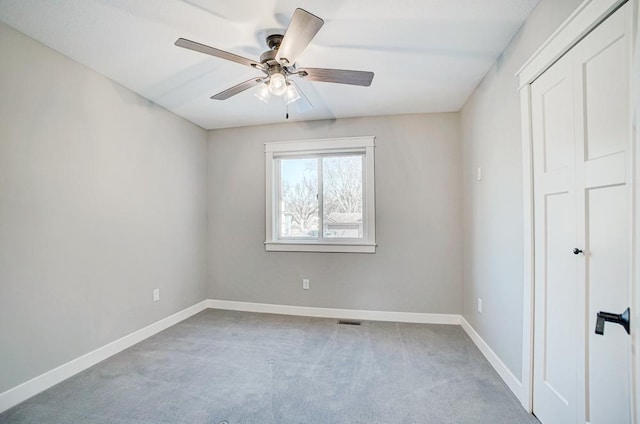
[{"left": 265, "top": 136, "right": 376, "bottom": 253}]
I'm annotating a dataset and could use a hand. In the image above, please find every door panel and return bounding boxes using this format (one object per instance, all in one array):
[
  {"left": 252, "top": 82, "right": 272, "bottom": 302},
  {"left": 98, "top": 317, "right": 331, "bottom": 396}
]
[
  {"left": 573, "top": 5, "right": 631, "bottom": 422},
  {"left": 532, "top": 52, "right": 578, "bottom": 424},
  {"left": 544, "top": 192, "right": 576, "bottom": 402},
  {"left": 543, "top": 78, "right": 575, "bottom": 172},
  {"left": 583, "top": 35, "right": 628, "bottom": 161},
  {"left": 531, "top": 4, "right": 631, "bottom": 423}
]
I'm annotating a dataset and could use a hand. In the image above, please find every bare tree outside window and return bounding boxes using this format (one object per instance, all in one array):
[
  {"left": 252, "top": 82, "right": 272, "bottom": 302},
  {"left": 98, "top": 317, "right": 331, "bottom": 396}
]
[
  {"left": 322, "top": 156, "right": 363, "bottom": 238},
  {"left": 280, "top": 158, "right": 318, "bottom": 237}
]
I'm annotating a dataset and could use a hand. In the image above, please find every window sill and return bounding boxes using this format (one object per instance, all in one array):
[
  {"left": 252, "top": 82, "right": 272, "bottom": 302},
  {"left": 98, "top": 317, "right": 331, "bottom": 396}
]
[{"left": 265, "top": 241, "right": 376, "bottom": 253}]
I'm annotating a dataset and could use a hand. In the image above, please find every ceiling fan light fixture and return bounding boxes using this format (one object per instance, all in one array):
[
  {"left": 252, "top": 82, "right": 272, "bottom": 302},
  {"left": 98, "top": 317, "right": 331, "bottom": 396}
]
[
  {"left": 255, "top": 83, "right": 271, "bottom": 103},
  {"left": 285, "top": 82, "right": 301, "bottom": 105},
  {"left": 268, "top": 73, "right": 287, "bottom": 96}
]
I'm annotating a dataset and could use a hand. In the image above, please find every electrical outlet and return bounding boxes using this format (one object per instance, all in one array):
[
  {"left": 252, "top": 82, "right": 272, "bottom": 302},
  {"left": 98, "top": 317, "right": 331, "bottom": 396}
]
[
  {"left": 477, "top": 167, "right": 482, "bottom": 181},
  {"left": 153, "top": 288, "right": 160, "bottom": 302},
  {"left": 302, "top": 279, "right": 310, "bottom": 290},
  {"left": 477, "top": 298, "right": 482, "bottom": 313}
]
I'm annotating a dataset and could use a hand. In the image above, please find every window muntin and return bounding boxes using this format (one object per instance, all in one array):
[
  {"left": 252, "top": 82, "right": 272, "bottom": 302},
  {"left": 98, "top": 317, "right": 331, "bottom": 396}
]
[{"left": 265, "top": 137, "right": 375, "bottom": 253}]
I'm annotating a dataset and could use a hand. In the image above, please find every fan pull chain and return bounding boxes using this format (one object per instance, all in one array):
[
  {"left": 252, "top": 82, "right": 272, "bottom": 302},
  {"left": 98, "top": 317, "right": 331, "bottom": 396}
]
[{"left": 286, "top": 104, "right": 289, "bottom": 120}]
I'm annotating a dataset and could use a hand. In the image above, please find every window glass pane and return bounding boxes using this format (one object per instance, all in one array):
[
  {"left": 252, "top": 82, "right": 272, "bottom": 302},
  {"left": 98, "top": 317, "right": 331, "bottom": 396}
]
[
  {"left": 279, "top": 158, "right": 318, "bottom": 238},
  {"left": 322, "top": 155, "right": 363, "bottom": 238}
]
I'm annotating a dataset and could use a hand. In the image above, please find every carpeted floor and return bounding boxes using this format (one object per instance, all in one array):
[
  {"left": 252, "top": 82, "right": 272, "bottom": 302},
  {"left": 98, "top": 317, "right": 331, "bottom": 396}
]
[{"left": 0, "top": 309, "right": 540, "bottom": 424}]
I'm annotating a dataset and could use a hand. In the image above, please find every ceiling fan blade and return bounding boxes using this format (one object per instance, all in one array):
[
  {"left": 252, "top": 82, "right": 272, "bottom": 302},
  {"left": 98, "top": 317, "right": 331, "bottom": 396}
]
[
  {"left": 175, "top": 38, "right": 263, "bottom": 70},
  {"left": 297, "top": 68, "right": 374, "bottom": 87},
  {"left": 211, "top": 78, "right": 266, "bottom": 100},
  {"left": 275, "top": 8, "right": 324, "bottom": 66}
]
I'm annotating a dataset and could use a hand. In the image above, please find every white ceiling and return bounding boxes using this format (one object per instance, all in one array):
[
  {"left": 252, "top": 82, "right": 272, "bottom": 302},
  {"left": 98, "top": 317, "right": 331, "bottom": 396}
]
[{"left": 0, "top": 0, "right": 539, "bottom": 130}]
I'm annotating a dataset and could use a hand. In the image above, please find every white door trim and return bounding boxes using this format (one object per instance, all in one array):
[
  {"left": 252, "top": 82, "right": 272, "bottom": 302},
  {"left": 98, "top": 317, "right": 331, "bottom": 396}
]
[
  {"left": 516, "top": 0, "right": 628, "bottom": 88},
  {"left": 516, "top": 0, "right": 638, "bottom": 414}
]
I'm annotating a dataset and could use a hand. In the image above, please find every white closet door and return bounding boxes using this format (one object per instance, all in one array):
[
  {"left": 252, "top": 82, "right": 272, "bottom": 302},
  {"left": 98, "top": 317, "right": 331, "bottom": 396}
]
[
  {"left": 531, "top": 3, "right": 632, "bottom": 423},
  {"left": 532, "top": 50, "right": 580, "bottom": 424},
  {"left": 572, "top": 5, "right": 632, "bottom": 423}
]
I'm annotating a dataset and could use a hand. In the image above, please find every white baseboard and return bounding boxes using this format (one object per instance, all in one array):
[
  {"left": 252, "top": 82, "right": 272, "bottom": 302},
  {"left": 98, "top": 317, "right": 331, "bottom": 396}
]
[
  {"left": 459, "top": 317, "right": 524, "bottom": 404},
  {"left": 0, "top": 300, "right": 209, "bottom": 414},
  {"left": 207, "top": 299, "right": 462, "bottom": 325}
]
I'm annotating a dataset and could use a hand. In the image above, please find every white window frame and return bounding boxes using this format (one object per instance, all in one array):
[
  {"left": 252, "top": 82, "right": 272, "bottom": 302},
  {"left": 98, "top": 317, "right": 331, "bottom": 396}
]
[{"left": 265, "top": 136, "right": 376, "bottom": 253}]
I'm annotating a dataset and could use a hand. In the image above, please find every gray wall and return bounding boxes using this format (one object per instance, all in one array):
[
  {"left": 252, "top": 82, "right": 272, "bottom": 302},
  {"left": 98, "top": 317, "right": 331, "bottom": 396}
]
[
  {"left": 208, "top": 114, "right": 462, "bottom": 313},
  {"left": 0, "top": 23, "right": 208, "bottom": 393},
  {"left": 460, "top": 0, "right": 583, "bottom": 380}
]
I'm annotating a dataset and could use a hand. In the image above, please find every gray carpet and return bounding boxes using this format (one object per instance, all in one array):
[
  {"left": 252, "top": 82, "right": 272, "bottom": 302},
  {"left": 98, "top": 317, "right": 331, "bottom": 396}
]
[{"left": 0, "top": 309, "right": 539, "bottom": 424}]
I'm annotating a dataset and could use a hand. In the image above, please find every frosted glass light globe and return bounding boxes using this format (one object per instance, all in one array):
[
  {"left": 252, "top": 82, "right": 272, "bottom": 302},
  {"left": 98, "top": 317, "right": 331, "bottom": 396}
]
[
  {"left": 254, "top": 84, "right": 271, "bottom": 103},
  {"left": 268, "top": 73, "right": 287, "bottom": 96},
  {"left": 285, "top": 83, "right": 301, "bottom": 105}
]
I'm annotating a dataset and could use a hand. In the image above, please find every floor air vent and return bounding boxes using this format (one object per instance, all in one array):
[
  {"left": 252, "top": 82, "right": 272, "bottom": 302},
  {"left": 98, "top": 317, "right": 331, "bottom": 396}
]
[{"left": 338, "top": 320, "right": 361, "bottom": 326}]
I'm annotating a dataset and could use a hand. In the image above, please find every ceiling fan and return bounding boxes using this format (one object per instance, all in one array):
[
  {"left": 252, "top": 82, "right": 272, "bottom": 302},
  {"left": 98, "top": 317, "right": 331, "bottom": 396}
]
[{"left": 174, "top": 8, "right": 374, "bottom": 108}]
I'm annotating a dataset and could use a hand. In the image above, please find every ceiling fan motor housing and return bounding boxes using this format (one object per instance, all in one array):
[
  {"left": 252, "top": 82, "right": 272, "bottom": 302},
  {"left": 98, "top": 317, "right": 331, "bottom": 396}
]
[
  {"left": 259, "top": 49, "right": 278, "bottom": 66},
  {"left": 260, "top": 35, "right": 295, "bottom": 76},
  {"left": 260, "top": 42, "right": 298, "bottom": 80},
  {"left": 266, "top": 34, "right": 283, "bottom": 50}
]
